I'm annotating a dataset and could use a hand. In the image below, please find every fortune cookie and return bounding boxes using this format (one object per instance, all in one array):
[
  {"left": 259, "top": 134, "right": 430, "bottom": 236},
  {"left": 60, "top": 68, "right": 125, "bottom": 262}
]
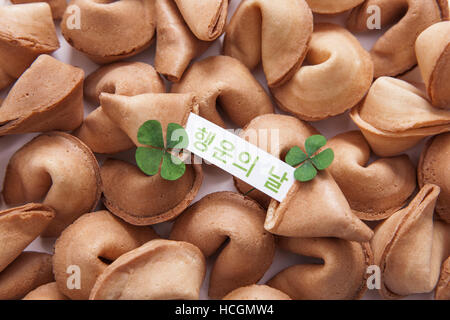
[
  {"left": 174, "top": 0, "right": 228, "bottom": 41},
  {"left": 305, "top": 0, "right": 364, "bottom": 14},
  {"left": 53, "top": 210, "right": 158, "bottom": 300},
  {"left": 0, "top": 252, "right": 54, "bottom": 300},
  {"left": 268, "top": 237, "right": 372, "bottom": 300},
  {"left": 11, "top": 0, "right": 67, "bottom": 19},
  {"left": 170, "top": 192, "right": 275, "bottom": 299},
  {"left": 84, "top": 63, "right": 165, "bottom": 105},
  {"left": 350, "top": 77, "right": 450, "bottom": 157},
  {"left": 61, "top": 0, "right": 154, "bottom": 64},
  {"left": 327, "top": 131, "right": 416, "bottom": 220},
  {"left": 0, "top": 3, "right": 59, "bottom": 90},
  {"left": 171, "top": 56, "right": 274, "bottom": 128},
  {"left": 23, "top": 282, "right": 68, "bottom": 300},
  {"left": 2, "top": 132, "right": 102, "bottom": 237},
  {"left": 416, "top": 21, "right": 450, "bottom": 109},
  {"left": 0, "top": 204, "right": 54, "bottom": 272},
  {"left": 101, "top": 158, "right": 202, "bottom": 226},
  {"left": 99, "top": 92, "right": 197, "bottom": 149},
  {"left": 154, "top": 0, "right": 209, "bottom": 81},
  {"left": 272, "top": 23, "right": 374, "bottom": 121},
  {"left": 235, "top": 114, "right": 373, "bottom": 241},
  {"left": 418, "top": 132, "right": 450, "bottom": 223},
  {"left": 0, "top": 55, "right": 84, "bottom": 136},
  {"left": 76, "top": 62, "right": 165, "bottom": 154},
  {"left": 90, "top": 239, "right": 206, "bottom": 300},
  {"left": 371, "top": 184, "right": 450, "bottom": 299},
  {"left": 224, "top": 0, "right": 313, "bottom": 87},
  {"left": 347, "top": 0, "right": 446, "bottom": 77},
  {"left": 223, "top": 285, "right": 291, "bottom": 300}
]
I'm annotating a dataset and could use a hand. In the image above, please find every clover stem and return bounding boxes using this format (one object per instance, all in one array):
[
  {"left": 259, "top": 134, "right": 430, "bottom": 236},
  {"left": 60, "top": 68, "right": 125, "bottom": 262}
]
[{"left": 244, "top": 188, "right": 256, "bottom": 196}]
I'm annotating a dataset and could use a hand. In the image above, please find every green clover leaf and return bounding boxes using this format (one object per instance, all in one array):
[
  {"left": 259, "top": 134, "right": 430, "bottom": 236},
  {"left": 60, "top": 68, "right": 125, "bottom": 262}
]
[
  {"left": 135, "top": 120, "right": 189, "bottom": 181},
  {"left": 305, "top": 135, "right": 327, "bottom": 156},
  {"left": 166, "top": 123, "right": 189, "bottom": 149},
  {"left": 294, "top": 160, "right": 317, "bottom": 182},
  {"left": 311, "top": 148, "right": 334, "bottom": 170},
  {"left": 285, "top": 146, "right": 308, "bottom": 167},
  {"left": 161, "top": 152, "right": 186, "bottom": 181},
  {"left": 136, "top": 147, "right": 164, "bottom": 176},
  {"left": 137, "top": 120, "right": 164, "bottom": 148},
  {"left": 285, "top": 134, "right": 334, "bottom": 183}
]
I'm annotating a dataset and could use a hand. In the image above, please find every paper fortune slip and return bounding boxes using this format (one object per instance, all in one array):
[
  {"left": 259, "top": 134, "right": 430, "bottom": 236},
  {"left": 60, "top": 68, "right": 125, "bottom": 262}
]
[{"left": 185, "top": 113, "right": 295, "bottom": 202}]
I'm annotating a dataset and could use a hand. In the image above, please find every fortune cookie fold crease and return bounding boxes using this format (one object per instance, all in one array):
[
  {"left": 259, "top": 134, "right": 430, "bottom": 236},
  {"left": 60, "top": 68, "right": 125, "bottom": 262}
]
[{"left": 174, "top": 0, "right": 228, "bottom": 41}]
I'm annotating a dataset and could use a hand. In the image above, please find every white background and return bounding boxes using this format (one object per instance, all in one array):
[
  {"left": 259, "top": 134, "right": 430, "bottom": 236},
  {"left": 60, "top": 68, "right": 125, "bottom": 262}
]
[{"left": 0, "top": 0, "right": 440, "bottom": 300}]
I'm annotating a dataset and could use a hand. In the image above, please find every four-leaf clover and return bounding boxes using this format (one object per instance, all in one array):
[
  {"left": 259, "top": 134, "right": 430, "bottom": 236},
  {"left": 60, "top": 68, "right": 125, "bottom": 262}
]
[
  {"left": 285, "top": 135, "right": 334, "bottom": 182},
  {"left": 135, "top": 120, "right": 189, "bottom": 181}
]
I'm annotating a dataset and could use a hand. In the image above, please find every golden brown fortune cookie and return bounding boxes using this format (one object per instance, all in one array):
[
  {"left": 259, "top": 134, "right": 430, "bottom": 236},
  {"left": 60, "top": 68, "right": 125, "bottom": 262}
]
[
  {"left": 235, "top": 114, "right": 373, "bottom": 242},
  {"left": 99, "top": 92, "right": 197, "bottom": 149},
  {"left": 171, "top": 56, "right": 274, "bottom": 128},
  {"left": 327, "top": 131, "right": 416, "bottom": 221},
  {"left": 272, "top": 23, "right": 374, "bottom": 121},
  {"left": 223, "top": 285, "right": 291, "bottom": 300},
  {"left": 98, "top": 92, "right": 202, "bottom": 225},
  {"left": 170, "top": 192, "right": 275, "bottom": 299},
  {"left": 416, "top": 21, "right": 450, "bottom": 109},
  {"left": 75, "top": 62, "right": 165, "bottom": 154},
  {"left": 0, "top": 204, "right": 54, "bottom": 272},
  {"left": 2, "top": 132, "right": 102, "bottom": 237},
  {"left": 101, "top": 158, "right": 202, "bottom": 226},
  {"left": 174, "top": 0, "right": 228, "bottom": 41},
  {"left": 347, "top": 0, "right": 447, "bottom": 78},
  {"left": 435, "top": 257, "right": 450, "bottom": 300},
  {"left": 53, "top": 210, "right": 158, "bottom": 300},
  {"left": 371, "top": 184, "right": 450, "bottom": 299},
  {"left": 0, "top": 55, "right": 84, "bottom": 136},
  {"left": 90, "top": 239, "right": 206, "bottom": 300},
  {"left": 0, "top": 3, "right": 59, "bottom": 90},
  {"left": 305, "top": 0, "right": 364, "bottom": 14},
  {"left": 11, "top": 0, "right": 67, "bottom": 19},
  {"left": 224, "top": 0, "right": 313, "bottom": 87},
  {"left": 0, "top": 252, "right": 54, "bottom": 300},
  {"left": 268, "top": 237, "right": 373, "bottom": 300},
  {"left": 350, "top": 77, "right": 450, "bottom": 157},
  {"left": 23, "top": 282, "right": 68, "bottom": 300},
  {"left": 61, "top": 0, "right": 154, "bottom": 64},
  {"left": 418, "top": 132, "right": 450, "bottom": 223},
  {"left": 155, "top": 0, "right": 209, "bottom": 81}
]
